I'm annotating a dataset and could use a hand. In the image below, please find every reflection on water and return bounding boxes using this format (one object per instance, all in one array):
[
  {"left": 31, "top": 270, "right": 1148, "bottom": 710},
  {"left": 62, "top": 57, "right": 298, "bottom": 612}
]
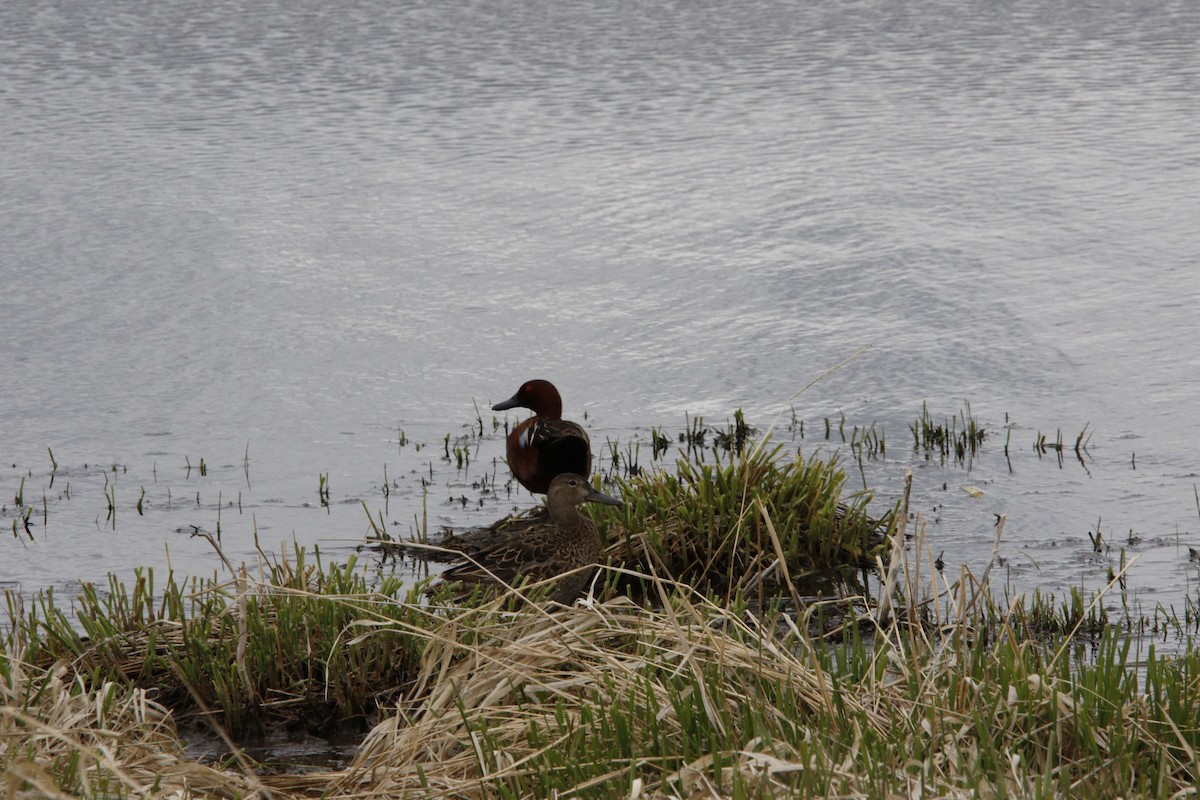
[{"left": 2, "top": 0, "right": 1199, "bottom": 611}]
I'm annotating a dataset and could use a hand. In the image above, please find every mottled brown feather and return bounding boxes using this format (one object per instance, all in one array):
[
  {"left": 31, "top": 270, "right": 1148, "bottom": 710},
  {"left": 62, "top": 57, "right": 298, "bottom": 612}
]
[{"left": 436, "top": 473, "right": 622, "bottom": 604}]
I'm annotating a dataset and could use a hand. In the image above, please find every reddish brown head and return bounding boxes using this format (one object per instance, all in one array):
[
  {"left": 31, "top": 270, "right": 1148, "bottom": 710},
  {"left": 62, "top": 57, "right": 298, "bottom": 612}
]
[{"left": 492, "top": 379, "right": 564, "bottom": 419}]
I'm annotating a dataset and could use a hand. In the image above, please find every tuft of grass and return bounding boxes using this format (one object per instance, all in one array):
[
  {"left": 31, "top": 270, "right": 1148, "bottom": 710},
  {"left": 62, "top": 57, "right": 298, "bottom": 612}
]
[
  {"left": 911, "top": 401, "right": 986, "bottom": 464},
  {"left": 597, "top": 441, "right": 895, "bottom": 599},
  {"left": 5, "top": 545, "right": 431, "bottom": 740},
  {"left": 649, "top": 426, "right": 671, "bottom": 459}
]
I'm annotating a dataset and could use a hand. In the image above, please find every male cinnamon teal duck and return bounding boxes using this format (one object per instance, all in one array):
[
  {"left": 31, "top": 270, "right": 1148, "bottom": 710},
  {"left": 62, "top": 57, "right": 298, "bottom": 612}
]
[
  {"left": 437, "top": 473, "right": 623, "bottom": 603},
  {"left": 492, "top": 379, "right": 591, "bottom": 494}
]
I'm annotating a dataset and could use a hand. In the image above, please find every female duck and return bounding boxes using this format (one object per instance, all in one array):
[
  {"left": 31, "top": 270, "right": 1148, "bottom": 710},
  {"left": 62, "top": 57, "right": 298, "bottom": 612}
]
[
  {"left": 492, "top": 379, "right": 591, "bottom": 494},
  {"left": 437, "top": 473, "right": 623, "bottom": 603}
]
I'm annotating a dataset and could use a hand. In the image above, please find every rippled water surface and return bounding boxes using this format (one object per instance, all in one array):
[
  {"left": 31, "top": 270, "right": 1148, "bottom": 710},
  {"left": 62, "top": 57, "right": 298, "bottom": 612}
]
[{"left": 3, "top": 0, "right": 1199, "bottom": 618}]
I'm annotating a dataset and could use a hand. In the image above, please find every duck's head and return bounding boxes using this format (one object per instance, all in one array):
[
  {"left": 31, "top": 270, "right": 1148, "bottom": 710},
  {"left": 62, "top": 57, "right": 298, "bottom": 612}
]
[
  {"left": 547, "top": 472, "right": 623, "bottom": 509},
  {"left": 492, "top": 379, "right": 564, "bottom": 418}
]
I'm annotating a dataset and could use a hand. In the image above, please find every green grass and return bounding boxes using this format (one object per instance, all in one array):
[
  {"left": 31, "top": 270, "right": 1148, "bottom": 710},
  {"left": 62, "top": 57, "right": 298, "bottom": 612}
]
[
  {"left": 596, "top": 441, "right": 896, "bottom": 599},
  {"left": 910, "top": 401, "right": 987, "bottom": 464},
  {"left": 5, "top": 543, "right": 431, "bottom": 739}
]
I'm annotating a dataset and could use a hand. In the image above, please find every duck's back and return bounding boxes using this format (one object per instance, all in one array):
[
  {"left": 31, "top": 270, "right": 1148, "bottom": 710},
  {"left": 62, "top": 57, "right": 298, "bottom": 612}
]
[{"left": 440, "top": 517, "right": 599, "bottom": 603}]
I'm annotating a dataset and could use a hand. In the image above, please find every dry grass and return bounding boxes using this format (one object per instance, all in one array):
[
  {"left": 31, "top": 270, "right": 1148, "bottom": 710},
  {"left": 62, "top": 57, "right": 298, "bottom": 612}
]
[
  {"left": 1, "top": 647, "right": 255, "bottom": 799},
  {"left": 321, "top": 579, "right": 886, "bottom": 798}
]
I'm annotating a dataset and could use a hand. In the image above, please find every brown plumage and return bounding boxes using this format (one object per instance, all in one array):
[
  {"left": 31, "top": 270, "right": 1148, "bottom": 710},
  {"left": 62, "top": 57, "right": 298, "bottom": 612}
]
[
  {"left": 435, "top": 473, "right": 623, "bottom": 604},
  {"left": 492, "top": 379, "right": 591, "bottom": 494}
]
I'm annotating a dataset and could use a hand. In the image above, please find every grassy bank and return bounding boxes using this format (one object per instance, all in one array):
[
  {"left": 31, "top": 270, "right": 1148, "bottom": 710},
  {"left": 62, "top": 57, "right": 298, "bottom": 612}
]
[{"left": 4, "top": 445, "right": 1199, "bottom": 798}]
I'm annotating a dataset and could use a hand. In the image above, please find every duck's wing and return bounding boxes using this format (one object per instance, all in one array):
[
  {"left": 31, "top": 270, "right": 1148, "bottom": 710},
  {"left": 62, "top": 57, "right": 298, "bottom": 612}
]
[
  {"left": 436, "top": 508, "right": 553, "bottom": 555},
  {"left": 518, "top": 419, "right": 591, "bottom": 482},
  {"left": 525, "top": 418, "right": 589, "bottom": 448},
  {"left": 441, "top": 531, "right": 577, "bottom": 589}
]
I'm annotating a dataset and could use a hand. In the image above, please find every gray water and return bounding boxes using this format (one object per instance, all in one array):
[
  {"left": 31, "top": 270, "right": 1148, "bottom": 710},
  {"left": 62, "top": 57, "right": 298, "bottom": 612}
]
[{"left": 3, "top": 0, "right": 1199, "bottom": 619}]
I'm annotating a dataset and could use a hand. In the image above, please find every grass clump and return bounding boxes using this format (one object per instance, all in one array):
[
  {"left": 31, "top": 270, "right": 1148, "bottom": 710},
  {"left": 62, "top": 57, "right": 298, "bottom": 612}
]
[
  {"left": 597, "top": 442, "right": 896, "bottom": 598},
  {"left": 5, "top": 544, "right": 431, "bottom": 740},
  {"left": 911, "top": 401, "right": 986, "bottom": 464}
]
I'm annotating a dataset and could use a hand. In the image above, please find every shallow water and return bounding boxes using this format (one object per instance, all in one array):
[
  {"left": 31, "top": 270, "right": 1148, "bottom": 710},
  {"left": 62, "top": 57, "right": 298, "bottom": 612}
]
[{"left": 3, "top": 0, "right": 1199, "bottom": 622}]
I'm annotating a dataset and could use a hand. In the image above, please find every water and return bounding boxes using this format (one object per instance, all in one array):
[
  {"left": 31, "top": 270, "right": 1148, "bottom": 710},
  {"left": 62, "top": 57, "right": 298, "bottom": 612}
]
[{"left": 3, "top": 0, "right": 1199, "bottom": 620}]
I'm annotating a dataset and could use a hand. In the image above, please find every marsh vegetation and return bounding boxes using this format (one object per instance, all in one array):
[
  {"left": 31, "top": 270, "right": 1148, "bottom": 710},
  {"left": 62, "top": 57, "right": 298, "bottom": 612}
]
[{"left": 5, "top": 411, "right": 1199, "bottom": 797}]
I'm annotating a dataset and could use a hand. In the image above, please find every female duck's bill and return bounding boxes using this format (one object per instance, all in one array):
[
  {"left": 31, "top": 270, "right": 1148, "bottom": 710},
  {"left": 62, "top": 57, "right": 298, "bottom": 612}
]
[{"left": 492, "top": 379, "right": 591, "bottom": 494}]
